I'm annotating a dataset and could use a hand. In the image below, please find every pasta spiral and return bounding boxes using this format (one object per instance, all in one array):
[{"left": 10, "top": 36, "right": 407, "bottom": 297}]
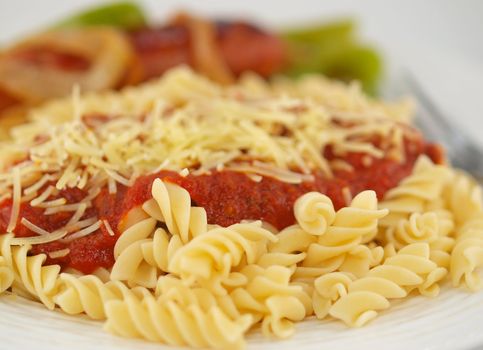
[
  {"left": 257, "top": 225, "right": 315, "bottom": 270},
  {"left": 297, "top": 190, "right": 387, "bottom": 279},
  {"left": 0, "top": 256, "right": 14, "bottom": 294},
  {"left": 318, "top": 243, "right": 447, "bottom": 327},
  {"left": 143, "top": 178, "right": 208, "bottom": 243},
  {"left": 382, "top": 210, "right": 456, "bottom": 269},
  {"left": 54, "top": 273, "right": 149, "bottom": 320},
  {"left": 169, "top": 221, "right": 277, "bottom": 294},
  {"left": 450, "top": 216, "right": 483, "bottom": 291},
  {"left": 444, "top": 170, "right": 483, "bottom": 225},
  {"left": 293, "top": 192, "right": 335, "bottom": 235},
  {"left": 312, "top": 272, "right": 354, "bottom": 319},
  {"left": 384, "top": 212, "right": 439, "bottom": 249},
  {"left": 0, "top": 233, "right": 60, "bottom": 309},
  {"left": 379, "top": 155, "right": 451, "bottom": 227},
  {"left": 111, "top": 217, "right": 183, "bottom": 288},
  {"left": 230, "top": 264, "right": 312, "bottom": 339},
  {"left": 104, "top": 276, "right": 252, "bottom": 349},
  {"left": 111, "top": 218, "right": 158, "bottom": 288}
]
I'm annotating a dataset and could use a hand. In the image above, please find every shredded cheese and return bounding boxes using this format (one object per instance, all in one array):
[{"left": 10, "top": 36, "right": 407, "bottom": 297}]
[
  {"left": 61, "top": 220, "right": 102, "bottom": 243},
  {"left": 0, "top": 67, "right": 417, "bottom": 248},
  {"left": 7, "top": 167, "right": 21, "bottom": 233},
  {"left": 103, "top": 219, "right": 115, "bottom": 236},
  {"left": 30, "top": 186, "right": 55, "bottom": 207},
  {"left": 342, "top": 187, "right": 353, "bottom": 207},
  {"left": 20, "top": 218, "right": 51, "bottom": 236},
  {"left": 48, "top": 248, "right": 71, "bottom": 259},
  {"left": 10, "top": 229, "right": 68, "bottom": 245}
]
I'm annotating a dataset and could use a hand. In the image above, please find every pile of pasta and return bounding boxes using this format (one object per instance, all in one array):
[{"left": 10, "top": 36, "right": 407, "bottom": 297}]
[{"left": 0, "top": 153, "right": 482, "bottom": 349}]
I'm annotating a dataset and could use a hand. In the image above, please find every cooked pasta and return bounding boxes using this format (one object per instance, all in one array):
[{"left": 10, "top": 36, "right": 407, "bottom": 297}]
[
  {"left": 0, "top": 256, "right": 13, "bottom": 294},
  {"left": 450, "top": 216, "right": 483, "bottom": 291},
  {"left": 104, "top": 277, "right": 253, "bottom": 349},
  {"left": 293, "top": 192, "right": 335, "bottom": 235},
  {"left": 444, "top": 170, "right": 483, "bottom": 225},
  {"left": 145, "top": 178, "right": 208, "bottom": 243},
  {"left": 297, "top": 190, "right": 387, "bottom": 279},
  {"left": 0, "top": 66, "right": 482, "bottom": 349},
  {"left": 168, "top": 222, "right": 277, "bottom": 294},
  {"left": 54, "top": 273, "right": 150, "bottom": 320},
  {"left": 0, "top": 233, "right": 60, "bottom": 309},
  {"left": 229, "top": 264, "right": 312, "bottom": 339},
  {"left": 320, "top": 243, "right": 447, "bottom": 327},
  {"left": 379, "top": 156, "right": 452, "bottom": 227}
]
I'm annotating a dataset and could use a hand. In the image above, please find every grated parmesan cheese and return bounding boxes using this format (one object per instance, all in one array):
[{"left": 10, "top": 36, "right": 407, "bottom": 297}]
[
  {"left": 1, "top": 67, "right": 417, "bottom": 247},
  {"left": 7, "top": 167, "right": 21, "bottom": 233},
  {"left": 61, "top": 220, "right": 102, "bottom": 243},
  {"left": 20, "top": 218, "right": 51, "bottom": 236},
  {"left": 10, "top": 229, "right": 68, "bottom": 245},
  {"left": 342, "top": 187, "right": 353, "bottom": 207},
  {"left": 103, "top": 219, "right": 115, "bottom": 236},
  {"left": 48, "top": 248, "right": 71, "bottom": 259}
]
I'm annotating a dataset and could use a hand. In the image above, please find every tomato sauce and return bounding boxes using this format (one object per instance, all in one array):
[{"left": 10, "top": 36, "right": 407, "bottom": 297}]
[{"left": 0, "top": 132, "right": 441, "bottom": 273}]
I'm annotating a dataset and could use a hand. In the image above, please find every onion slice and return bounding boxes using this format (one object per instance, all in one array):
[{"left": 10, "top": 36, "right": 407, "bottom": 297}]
[
  {"left": 0, "top": 28, "right": 135, "bottom": 103},
  {"left": 173, "top": 13, "right": 235, "bottom": 85}
]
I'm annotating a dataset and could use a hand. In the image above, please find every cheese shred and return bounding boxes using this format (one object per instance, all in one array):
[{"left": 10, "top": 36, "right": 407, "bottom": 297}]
[{"left": 0, "top": 67, "right": 415, "bottom": 248}]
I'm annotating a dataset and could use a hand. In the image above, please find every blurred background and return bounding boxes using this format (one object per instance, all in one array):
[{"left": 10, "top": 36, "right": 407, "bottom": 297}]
[{"left": 1, "top": 0, "right": 482, "bottom": 145}]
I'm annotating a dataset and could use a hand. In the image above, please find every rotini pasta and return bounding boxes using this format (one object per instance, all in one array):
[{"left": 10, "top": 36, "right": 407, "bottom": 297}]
[
  {"left": 144, "top": 178, "right": 208, "bottom": 243},
  {"left": 0, "top": 65, "right": 482, "bottom": 350},
  {"left": 169, "top": 222, "right": 277, "bottom": 294},
  {"left": 296, "top": 190, "right": 387, "bottom": 279},
  {"left": 104, "top": 277, "right": 253, "bottom": 349},
  {"left": 0, "top": 233, "right": 60, "bottom": 309},
  {"left": 111, "top": 220, "right": 183, "bottom": 288},
  {"left": 54, "top": 273, "right": 150, "bottom": 320},
  {"left": 230, "top": 264, "right": 312, "bottom": 339},
  {"left": 444, "top": 170, "right": 483, "bottom": 225},
  {"left": 111, "top": 218, "right": 158, "bottom": 288},
  {"left": 293, "top": 192, "right": 336, "bottom": 235},
  {"left": 450, "top": 216, "right": 483, "bottom": 291},
  {"left": 0, "top": 256, "right": 13, "bottom": 294},
  {"left": 379, "top": 156, "right": 452, "bottom": 227},
  {"left": 317, "top": 243, "right": 447, "bottom": 327}
]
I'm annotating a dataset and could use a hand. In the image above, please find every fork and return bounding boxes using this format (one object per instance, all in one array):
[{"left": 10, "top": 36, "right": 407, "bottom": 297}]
[{"left": 387, "top": 71, "right": 483, "bottom": 182}]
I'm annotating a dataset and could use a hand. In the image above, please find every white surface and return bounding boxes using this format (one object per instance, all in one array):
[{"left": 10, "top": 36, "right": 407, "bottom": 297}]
[
  {"left": 1, "top": 1, "right": 483, "bottom": 350},
  {"left": 1, "top": 282, "right": 483, "bottom": 350}
]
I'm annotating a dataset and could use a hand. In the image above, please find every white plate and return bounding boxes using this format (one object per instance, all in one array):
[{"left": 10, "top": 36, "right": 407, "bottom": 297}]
[
  {"left": 1, "top": 282, "right": 483, "bottom": 350},
  {"left": 1, "top": 1, "right": 483, "bottom": 350}
]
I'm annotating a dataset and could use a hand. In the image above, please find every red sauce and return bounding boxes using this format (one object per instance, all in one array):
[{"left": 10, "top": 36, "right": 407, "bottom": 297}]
[{"left": 0, "top": 132, "right": 442, "bottom": 273}]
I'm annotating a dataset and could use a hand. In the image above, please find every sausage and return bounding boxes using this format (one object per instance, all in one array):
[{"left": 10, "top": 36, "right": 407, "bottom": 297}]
[{"left": 127, "top": 21, "right": 286, "bottom": 82}]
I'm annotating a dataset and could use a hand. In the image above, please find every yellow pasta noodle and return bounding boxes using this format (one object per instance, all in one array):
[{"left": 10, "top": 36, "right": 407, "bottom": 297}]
[
  {"left": 379, "top": 156, "right": 452, "bottom": 227},
  {"left": 322, "top": 243, "right": 447, "bottom": 327},
  {"left": 0, "top": 66, "right": 482, "bottom": 350},
  {"left": 0, "top": 256, "right": 14, "bottom": 294},
  {"left": 145, "top": 178, "right": 208, "bottom": 243},
  {"left": 297, "top": 190, "right": 387, "bottom": 279},
  {"left": 169, "top": 222, "right": 277, "bottom": 294},
  {"left": 54, "top": 273, "right": 150, "bottom": 320},
  {"left": 450, "top": 216, "right": 483, "bottom": 291},
  {"left": 0, "top": 233, "right": 60, "bottom": 308},
  {"left": 229, "top": 264, "right": 312, "bottom": 339},
  {"left": 104, "top": 276, "right": 253, "bottom": 349}
]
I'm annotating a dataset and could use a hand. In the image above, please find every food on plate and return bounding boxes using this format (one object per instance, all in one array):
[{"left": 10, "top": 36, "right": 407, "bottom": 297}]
[
  {"left": 0, "top": 2, "right": 381, "bottom": 138},
  {"left": 0, "top": 67, "right": 481, "bottom": 348}
]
